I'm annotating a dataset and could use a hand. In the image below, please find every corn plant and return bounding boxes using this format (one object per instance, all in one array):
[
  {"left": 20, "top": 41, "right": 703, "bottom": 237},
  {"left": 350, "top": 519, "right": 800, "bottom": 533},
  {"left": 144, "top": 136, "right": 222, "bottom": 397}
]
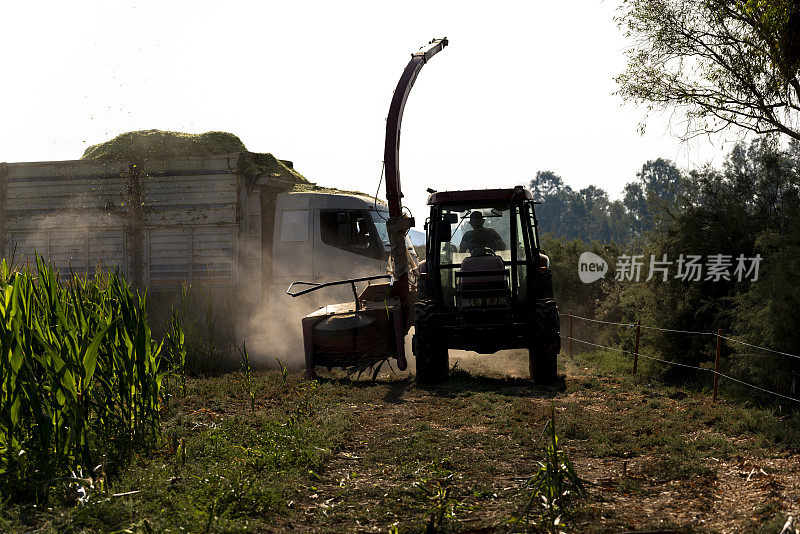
[
  {"left": 412, "top": 474, "right": 458, "bottom": 532},
  {"left": 275, "top": 357, "right": 288, "bottom": 387},
  {"left": 514, "top": 406, "right": 586, "bottom": 532},
  {"left": 165, "top": 311, "right": 187, "bottom": 399},
  {"left": 286, "top": 381, "right": 316, "bottom": 431},
  {"left": 0, "top": 257, "right": 166, "bottom": 501},
  {"left": 237, "top": 342, "right": 254, "bottom": 411}
]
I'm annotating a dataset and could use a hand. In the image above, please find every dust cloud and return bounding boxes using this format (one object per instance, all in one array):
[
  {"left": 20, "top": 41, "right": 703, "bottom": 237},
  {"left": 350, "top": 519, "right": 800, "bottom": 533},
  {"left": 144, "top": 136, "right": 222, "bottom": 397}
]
[
  {"left": 236, "top": 250, "right": 391, "bottom": 369},
  {"left": 8, "top": 197, "right": 122, "bottom": 275},
  {"left": 449, "top": 348, "right": 531, "bottom": 378},
  {"left": 239, "top": 295, "right": 312, "bottom": 369}
]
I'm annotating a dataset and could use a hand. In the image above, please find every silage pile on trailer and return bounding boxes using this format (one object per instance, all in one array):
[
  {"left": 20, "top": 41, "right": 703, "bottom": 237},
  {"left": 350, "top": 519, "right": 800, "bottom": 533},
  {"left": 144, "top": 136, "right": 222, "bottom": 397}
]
[
  {"left": 288, "top": 181, "right": 371, "bottom": 197},
  {"left": 245, "top": 151, "right": 310, "bottom": 184},
  {"left": 80, "top": 129, "right": 311, "bottom": 184},
  {"left": 82, "top": 130, "right": 248, "bottom": 160}
]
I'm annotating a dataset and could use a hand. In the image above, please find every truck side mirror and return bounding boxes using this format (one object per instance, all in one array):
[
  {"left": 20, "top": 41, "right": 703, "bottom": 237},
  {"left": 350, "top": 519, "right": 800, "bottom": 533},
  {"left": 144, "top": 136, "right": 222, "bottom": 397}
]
[{"left": 437, "top": 220, "right": 452, "bottom": 242}]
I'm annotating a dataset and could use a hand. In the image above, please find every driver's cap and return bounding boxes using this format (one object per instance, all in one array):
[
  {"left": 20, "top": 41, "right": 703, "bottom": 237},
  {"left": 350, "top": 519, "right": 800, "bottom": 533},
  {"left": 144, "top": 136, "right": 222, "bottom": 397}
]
[{"left": 469, "top": 211, "right": 484, "bottom": 224}]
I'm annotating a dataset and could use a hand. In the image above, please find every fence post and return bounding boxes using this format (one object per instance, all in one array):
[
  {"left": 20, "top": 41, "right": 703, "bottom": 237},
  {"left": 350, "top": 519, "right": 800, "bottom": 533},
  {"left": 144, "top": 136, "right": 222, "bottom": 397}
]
[
  {"left": 569, "top": 310, "right": 573, "bottom": 357},
  {"left": 633, "top": 320, "right": 641, "bottom": 375},
  {"left": 713, "top": 329, "right": 722, "bottom": 403}
]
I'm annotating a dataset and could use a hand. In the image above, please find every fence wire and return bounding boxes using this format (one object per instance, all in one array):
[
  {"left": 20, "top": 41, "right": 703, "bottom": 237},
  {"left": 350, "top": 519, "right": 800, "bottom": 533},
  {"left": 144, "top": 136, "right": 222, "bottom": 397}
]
[
  {"left": 559, "top": 315, "right": 636, "bottom": 328},
  {"left": 561, "top": 312, "right": 800, "bottom": 356},
  {"left": 714, "top": 371, "right": 800, "bottom": 404},
  {"left": 718, "top": 335, "right": 800, "bottom": 361},
  {"left": 638, "top": 325, "right": 716, "bottom": 336},
  {"left": 560, "top": 335, "right": 635, "bottom": 356},
  {"left": 559, "top": 313, "right": 800, "bottom": 405}
]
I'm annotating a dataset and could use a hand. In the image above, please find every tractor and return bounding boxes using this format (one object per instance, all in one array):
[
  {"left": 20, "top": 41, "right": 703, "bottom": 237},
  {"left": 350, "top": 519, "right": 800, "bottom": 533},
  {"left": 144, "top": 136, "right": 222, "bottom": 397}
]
[
  {"left": 287, "top": 38, "right": 561, "bottom": 382},
  {"left": 413, "top": 187, "right": 560, "bottom": 383}
]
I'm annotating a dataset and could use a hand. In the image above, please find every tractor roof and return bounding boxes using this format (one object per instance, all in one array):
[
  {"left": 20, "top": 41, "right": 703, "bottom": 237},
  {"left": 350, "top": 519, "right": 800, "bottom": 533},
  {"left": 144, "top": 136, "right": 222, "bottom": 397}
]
[{"left": 426, "top": 186, "right": 533, "bottom": 205}]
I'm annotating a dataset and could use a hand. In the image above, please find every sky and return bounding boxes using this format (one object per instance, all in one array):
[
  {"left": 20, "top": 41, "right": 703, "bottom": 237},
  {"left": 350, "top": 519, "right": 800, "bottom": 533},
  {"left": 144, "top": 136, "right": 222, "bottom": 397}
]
[{"left": 0, "top": 1, "right": 739, "bottom": 228}]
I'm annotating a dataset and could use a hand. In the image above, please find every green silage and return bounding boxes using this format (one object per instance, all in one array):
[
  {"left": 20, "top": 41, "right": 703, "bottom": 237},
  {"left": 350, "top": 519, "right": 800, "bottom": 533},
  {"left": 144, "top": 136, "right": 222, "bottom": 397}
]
[
  {"left": 80, "top": 129, "right": 312, "bottom": 184},
  {"left": 81, "top": 130, "right": 247, "bottom": 161}
]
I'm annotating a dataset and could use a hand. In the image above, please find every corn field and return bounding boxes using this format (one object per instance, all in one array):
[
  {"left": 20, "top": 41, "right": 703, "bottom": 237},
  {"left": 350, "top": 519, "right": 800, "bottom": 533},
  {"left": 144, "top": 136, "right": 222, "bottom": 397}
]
[{"left": 0, "top": 257, "right": 176, "bottom": 500}]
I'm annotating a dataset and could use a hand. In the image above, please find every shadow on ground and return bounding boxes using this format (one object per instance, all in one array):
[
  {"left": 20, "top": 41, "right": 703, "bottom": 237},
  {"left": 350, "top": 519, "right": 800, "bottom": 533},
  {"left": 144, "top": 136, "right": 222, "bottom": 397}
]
[{"left": 316, "top": 367, "right": 566, "bottom": 403}]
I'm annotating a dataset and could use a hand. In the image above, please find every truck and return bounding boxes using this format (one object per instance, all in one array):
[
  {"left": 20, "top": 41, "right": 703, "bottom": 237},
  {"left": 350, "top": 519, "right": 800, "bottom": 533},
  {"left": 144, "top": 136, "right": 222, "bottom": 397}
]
[{"left": 0, "top": 149, "right": 396, "bottom": 317}]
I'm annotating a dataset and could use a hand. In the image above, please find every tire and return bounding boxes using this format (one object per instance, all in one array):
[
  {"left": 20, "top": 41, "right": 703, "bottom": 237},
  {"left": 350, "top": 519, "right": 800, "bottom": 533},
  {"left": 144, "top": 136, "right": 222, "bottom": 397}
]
[
  {"left": 413, "top": 300, "right": 449, "bottom": 383},
  {"left": 529, "top": 299, "right": 561, "bottom": 384},
  {"left": 529, "top": 346, "right": 557, "bottom": 384}
]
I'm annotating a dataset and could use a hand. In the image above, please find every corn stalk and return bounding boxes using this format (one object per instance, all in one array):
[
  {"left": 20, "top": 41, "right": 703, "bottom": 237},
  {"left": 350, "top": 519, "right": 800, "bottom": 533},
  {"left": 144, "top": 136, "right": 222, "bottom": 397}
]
[{"left": 0, "top": 257, "right": 166, "bottom": 501}]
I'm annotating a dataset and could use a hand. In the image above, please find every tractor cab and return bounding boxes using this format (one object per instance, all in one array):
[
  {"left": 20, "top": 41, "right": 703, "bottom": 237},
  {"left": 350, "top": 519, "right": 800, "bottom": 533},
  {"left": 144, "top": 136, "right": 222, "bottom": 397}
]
[{"left": 420, "top": 186, "right": 549, "bottom": 312}]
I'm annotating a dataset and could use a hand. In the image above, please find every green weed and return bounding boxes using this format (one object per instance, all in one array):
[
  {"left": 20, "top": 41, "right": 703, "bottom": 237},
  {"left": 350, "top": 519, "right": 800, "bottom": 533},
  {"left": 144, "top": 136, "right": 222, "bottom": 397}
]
[
  {"left": 237, "top": 343, "right": 254, "bottom": 412},
  {"left": 410, "top": 460, "right": 460, "bottom": 532},
  {"left": 514, "top": 406, "right": 586, "bottom": 533}
]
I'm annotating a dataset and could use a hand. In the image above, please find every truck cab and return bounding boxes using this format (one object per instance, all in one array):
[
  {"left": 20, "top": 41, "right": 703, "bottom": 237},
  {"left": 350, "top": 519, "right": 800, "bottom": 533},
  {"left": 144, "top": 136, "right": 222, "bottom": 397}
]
[{"left": 271, "top": 191, "right": 397, "bottom": 307}]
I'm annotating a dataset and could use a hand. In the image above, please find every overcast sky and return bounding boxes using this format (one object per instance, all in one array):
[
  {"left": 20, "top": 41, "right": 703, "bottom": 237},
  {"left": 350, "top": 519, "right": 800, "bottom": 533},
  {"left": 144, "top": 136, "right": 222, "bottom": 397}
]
[{"left": 1, "top": 1, "right": 738, "bottom": 226}]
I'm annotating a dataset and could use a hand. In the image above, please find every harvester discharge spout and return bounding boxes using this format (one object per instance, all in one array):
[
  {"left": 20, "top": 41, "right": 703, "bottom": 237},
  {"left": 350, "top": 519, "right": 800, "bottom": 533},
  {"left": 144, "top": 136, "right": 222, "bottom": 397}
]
[
  {"left": 384, "top": 38, "right": 448, "bottom": 331},
  {"left": 288, "top": 38, "right": 448, "bottom": 379}
]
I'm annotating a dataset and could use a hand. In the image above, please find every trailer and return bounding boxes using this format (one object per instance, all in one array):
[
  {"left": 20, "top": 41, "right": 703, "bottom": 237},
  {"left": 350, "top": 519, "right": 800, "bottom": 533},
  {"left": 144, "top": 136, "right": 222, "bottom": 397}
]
[{"left": 0, "top": 151, "right": 395, "bottom": 311}]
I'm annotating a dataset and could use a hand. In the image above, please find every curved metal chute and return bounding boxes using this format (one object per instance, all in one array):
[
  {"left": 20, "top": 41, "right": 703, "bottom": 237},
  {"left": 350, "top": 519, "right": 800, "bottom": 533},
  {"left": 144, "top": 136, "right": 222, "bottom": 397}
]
[{"left": 383, "top": 38, "right": 448, "bottom": 328}]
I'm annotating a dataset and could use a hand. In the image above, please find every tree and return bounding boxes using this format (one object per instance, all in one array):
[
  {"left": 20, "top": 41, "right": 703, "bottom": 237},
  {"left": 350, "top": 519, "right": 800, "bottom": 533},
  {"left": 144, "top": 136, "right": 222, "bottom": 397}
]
[
  {"left": 530, "top": 175, "right": 625, "bottom": 242},
  {"left": 529, "top": 163, "right": 682, "bottom": 243},
  {"left": 616, "top": 0, "right": 800, "bottom": 140},
  {"left": 634, "top": 158, "right": 685, "bottom": 233},
  {"left": 531, "top": 170, "right": 565, "bottom": 198},
  {"left": 638, "top": 158, "right": 684, "bottom": 201},
  {"left": 623, "top": 181, "right": 647, "bottom": 234},
  {"left": 530, "top": 171, "right": 574, "bottom": 240},
  {"left": 624, "top": 139, "right": 800, "bottom": 391}
]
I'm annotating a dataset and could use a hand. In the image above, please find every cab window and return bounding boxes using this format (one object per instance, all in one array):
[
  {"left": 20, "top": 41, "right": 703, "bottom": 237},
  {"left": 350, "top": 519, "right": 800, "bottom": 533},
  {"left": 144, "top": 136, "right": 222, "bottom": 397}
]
[{"left": 320, "top": 210, "right": 385, "bottom": 260}]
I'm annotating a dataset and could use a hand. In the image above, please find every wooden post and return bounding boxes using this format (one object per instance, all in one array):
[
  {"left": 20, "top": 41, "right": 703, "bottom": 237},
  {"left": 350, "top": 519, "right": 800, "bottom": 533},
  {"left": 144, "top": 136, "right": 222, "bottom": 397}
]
[
  {"left": 713, "top": 329, "right": 722, "bottom": 403},
  {"left": 569, "top": 310, "right": 573, "bottom": 357},
  {"left": 125, "top": 163, "right": 144, "bottom": 290},
  {"left": 633, "top": 320, "right": 641, "bottom": 375},
  {"left": 259, "top": 184, "right": 282, "bottom": 307},
  {"left": 0, "top": 163, "right": 7, "bottom": 259}
]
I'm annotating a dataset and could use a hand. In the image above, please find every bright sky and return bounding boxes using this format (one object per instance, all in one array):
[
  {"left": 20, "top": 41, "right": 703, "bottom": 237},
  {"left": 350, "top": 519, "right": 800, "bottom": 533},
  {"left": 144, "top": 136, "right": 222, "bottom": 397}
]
[{"left": 0, "top": 1, "right": 737, "bottom": 227}]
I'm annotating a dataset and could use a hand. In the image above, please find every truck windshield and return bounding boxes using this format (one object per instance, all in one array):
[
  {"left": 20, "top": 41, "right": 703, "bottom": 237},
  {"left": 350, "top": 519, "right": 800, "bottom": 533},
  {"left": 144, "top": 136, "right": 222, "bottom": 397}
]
[
  {"left": 370, "top": 209, "right": 417, "bottom": 253},
  {"left": 370, "top": 210, "right": 391, "bottom": 249}
]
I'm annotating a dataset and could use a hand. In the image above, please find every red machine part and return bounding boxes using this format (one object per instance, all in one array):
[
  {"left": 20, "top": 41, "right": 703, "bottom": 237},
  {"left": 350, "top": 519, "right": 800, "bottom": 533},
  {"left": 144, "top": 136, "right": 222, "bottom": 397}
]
[{"left": 383, "top": 38, "right": 448, "bottom": 332}]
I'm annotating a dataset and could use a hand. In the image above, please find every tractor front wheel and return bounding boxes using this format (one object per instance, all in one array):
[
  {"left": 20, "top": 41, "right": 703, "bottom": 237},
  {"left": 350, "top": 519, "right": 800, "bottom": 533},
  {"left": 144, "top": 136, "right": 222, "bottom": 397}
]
[{"left": 413, "top": 301, "right": 449, "bottom": 383}]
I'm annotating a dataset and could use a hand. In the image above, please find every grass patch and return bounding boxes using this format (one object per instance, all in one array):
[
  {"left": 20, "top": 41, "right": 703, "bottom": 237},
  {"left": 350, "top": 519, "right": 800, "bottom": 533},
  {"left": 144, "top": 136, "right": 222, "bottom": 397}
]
[
  {"left": 569, "top": 350, "right": 800, "bottom": 450},
  {"left": 3, "top": 355, "right": 799, "bottom": 532},
  {"left": 1, "top": 371, "right": 349, "bottom": 533}
]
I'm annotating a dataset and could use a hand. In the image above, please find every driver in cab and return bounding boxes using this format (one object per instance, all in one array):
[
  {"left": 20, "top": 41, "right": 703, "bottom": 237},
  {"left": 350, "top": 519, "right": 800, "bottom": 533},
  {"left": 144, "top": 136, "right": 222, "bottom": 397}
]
[{"left": 459, "top": 211, "right": 506, "bottom": 254}]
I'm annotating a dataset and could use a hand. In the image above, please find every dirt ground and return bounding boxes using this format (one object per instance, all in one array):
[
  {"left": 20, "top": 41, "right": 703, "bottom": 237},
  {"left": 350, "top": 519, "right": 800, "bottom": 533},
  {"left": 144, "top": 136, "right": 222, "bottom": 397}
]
[{"left": 276, "top": 349, "right": 800, "bottom": 533}]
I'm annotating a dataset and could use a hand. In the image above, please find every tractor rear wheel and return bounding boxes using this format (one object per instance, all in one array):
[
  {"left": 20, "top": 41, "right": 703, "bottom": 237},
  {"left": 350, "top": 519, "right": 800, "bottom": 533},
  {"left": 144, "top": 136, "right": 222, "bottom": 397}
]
[
  {"left": 529, "top": 299, "right": 561, "bottom": 384},
  {"left": 413, "top": 301, "right": 449, "bottom": 383},
  {"left": 529, "top": 346, "right": 557, "bottom": 384}
]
